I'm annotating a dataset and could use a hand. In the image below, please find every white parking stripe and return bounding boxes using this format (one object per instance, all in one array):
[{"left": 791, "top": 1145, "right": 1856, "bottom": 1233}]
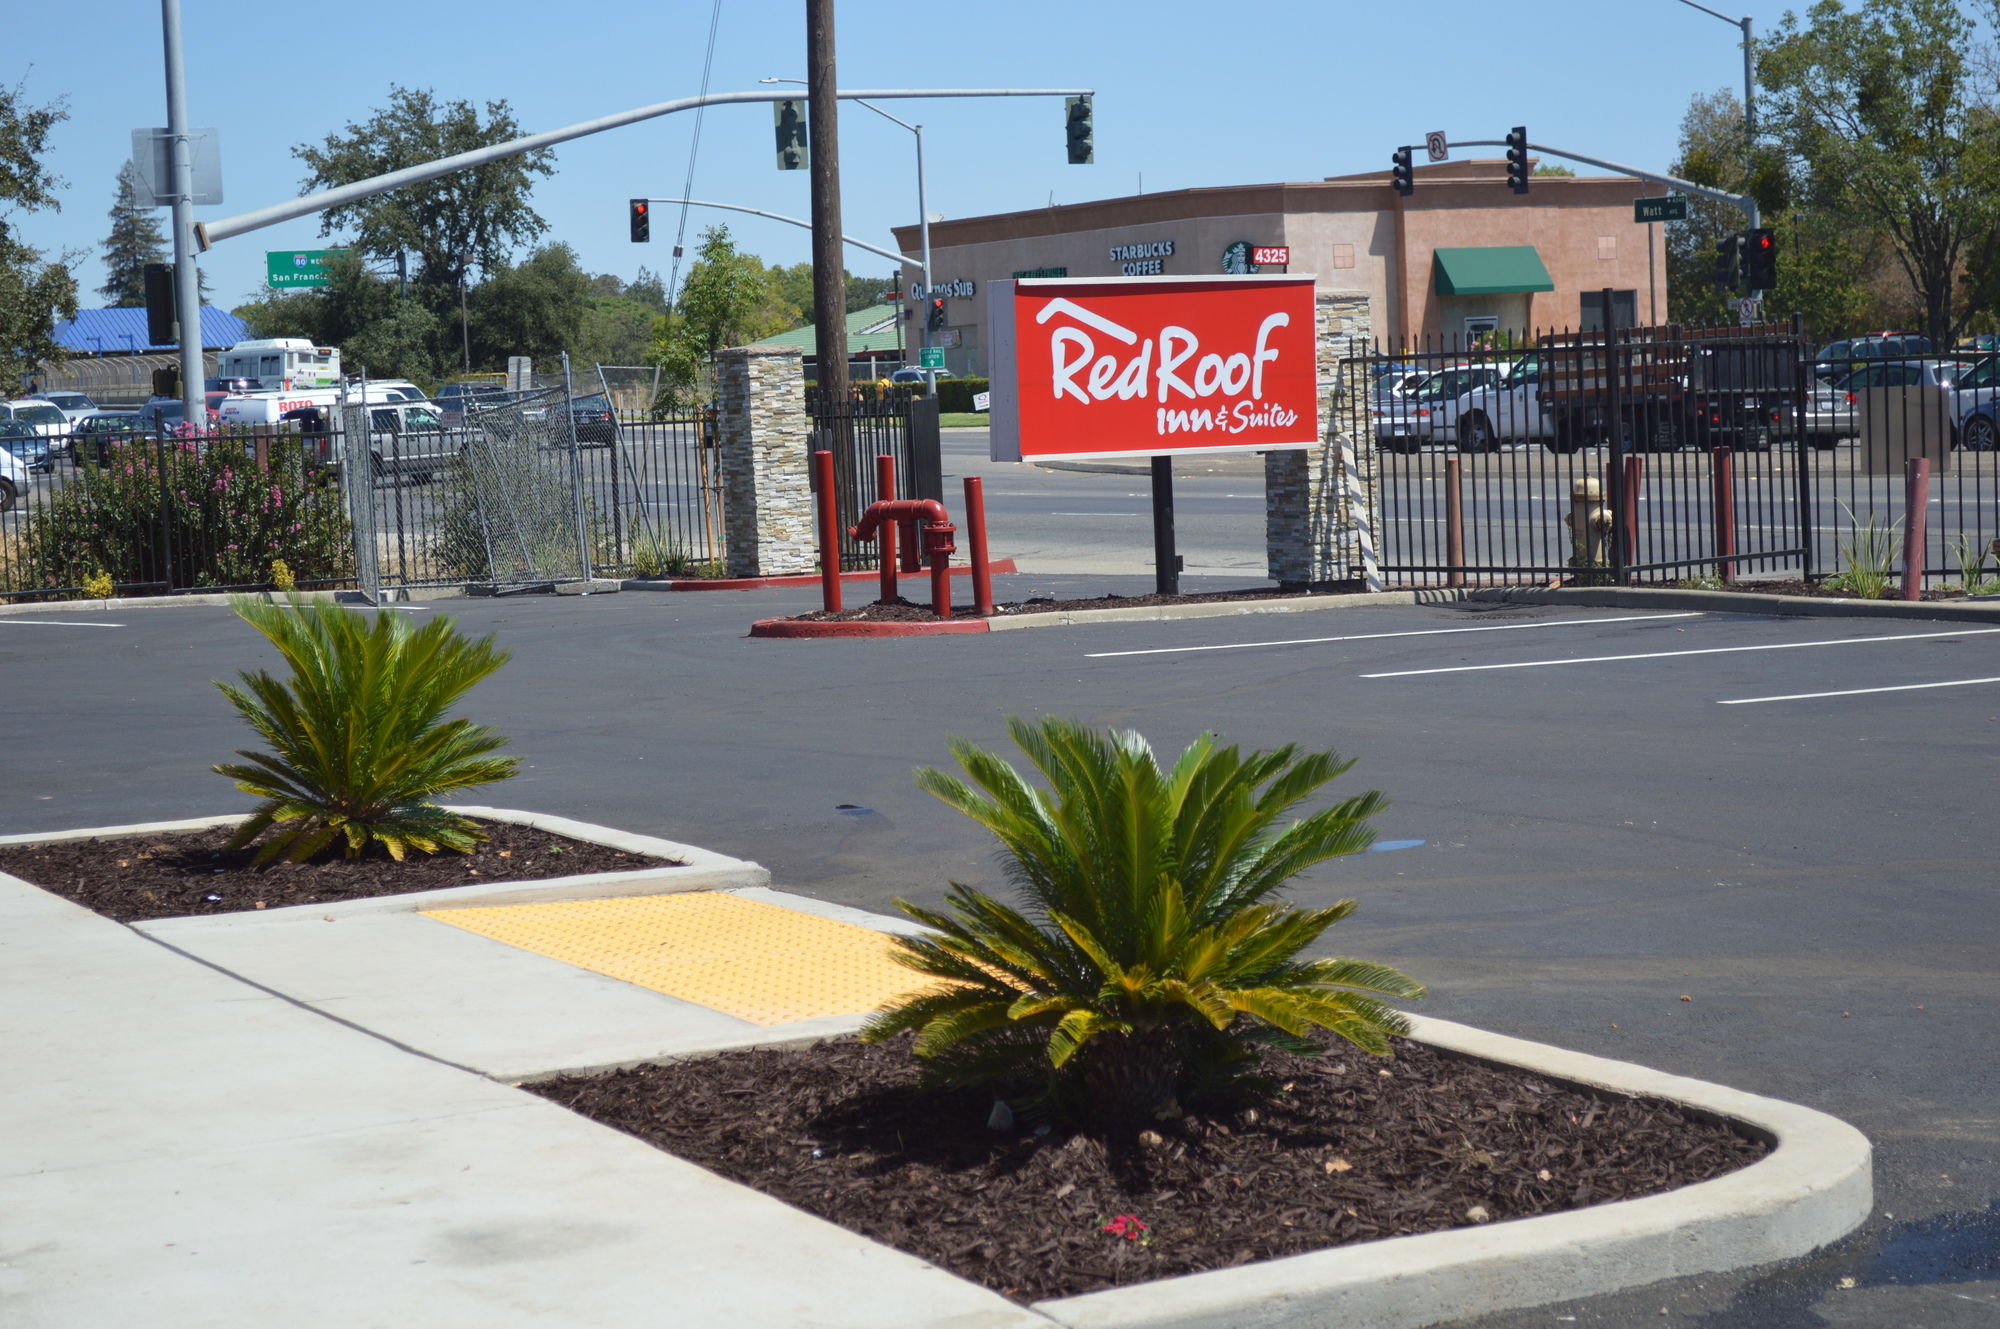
[
  {"left": 1720, "top": 676, "right": 2000, "bottom": 705},
  {"left": 1360, "top": 627, "right": 2000, "bottom": 678},
  {"left": 0, "top": 619, "right": 123, "bottom": 628},
  {"left": 1087, "top": 613, "right": 1703, "bottom": 660}
]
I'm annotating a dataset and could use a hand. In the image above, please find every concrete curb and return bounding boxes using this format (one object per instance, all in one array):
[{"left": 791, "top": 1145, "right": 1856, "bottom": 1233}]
[
  {"left": 1, "top": 806, "right": 770, "bottom": 922},
  {"left": 1460, "top": 583, "right": 2000, "bottom": 624},
  {"left": 1033, "top": 1012, "right": 1872, "bottom": 1329},
  {"left": 749, "top": 615, "right": 992, "bottom": 638},
  {"left": 622, "top": 559, "right": 1017, "bottom": 594}
]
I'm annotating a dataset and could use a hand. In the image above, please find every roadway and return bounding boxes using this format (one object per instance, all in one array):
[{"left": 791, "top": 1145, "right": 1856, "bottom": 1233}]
[{"left": 1, "top": 585, "right": 1994, "bottom": 1327}]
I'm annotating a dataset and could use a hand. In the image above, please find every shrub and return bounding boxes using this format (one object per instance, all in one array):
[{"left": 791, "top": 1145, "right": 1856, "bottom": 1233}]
[
  {"left": 1825, "top": 502, "right": 1901, "bottom": 599},
  {"left": 936, "top": 377, "right": 990, "bottom": 413},
  {"left": 23, "top": 430, "right": 351, "bottom": 595},
  {"left": 862, "top": 717, "right": 1423, "bottom": 1129},
  {"left": 213, "top": 595, "right": 519, "bottom": 863}
]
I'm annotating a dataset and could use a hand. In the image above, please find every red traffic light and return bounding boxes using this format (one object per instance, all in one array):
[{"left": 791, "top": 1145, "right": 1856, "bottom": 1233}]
[{"left": 629, "top": 199, "right": 650, "bottom": 244}]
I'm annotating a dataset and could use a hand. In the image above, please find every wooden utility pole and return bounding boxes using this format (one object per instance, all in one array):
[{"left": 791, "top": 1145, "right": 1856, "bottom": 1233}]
[{"left": 807, "top": 0, "right": 848, "bottom": 405}]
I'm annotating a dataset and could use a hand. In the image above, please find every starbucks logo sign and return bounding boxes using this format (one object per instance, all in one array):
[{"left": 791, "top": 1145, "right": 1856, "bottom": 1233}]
[{"left": 1221, "top": 240, "right": 1260, "bottom": 275}]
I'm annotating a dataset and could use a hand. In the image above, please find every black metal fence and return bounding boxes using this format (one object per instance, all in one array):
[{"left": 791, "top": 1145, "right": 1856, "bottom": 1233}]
[
  {"left": 1360, "top": 324, "right": 2000, "bottom": 593},
  {"left": 807, "top": 389, "right": 941, "bottom": 569},
  {"left": 0, "top": 427, "right": 355, "bottom": 601}
]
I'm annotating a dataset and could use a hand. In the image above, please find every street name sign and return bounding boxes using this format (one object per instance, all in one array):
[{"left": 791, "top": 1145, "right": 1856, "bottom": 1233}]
[{"left": 1634, "top": 196, "right": 1688, "bottom": 224}]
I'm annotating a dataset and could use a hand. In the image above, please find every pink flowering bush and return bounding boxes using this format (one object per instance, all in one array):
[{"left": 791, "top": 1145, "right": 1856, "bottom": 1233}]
[{"left": 24, "top": 427, "right": 352, "bottom": 596}]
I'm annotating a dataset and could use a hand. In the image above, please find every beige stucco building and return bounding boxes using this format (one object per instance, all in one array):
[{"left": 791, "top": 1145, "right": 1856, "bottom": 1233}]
[{"left": 890, "top": 158, "right": 1670, "bottom": 377}]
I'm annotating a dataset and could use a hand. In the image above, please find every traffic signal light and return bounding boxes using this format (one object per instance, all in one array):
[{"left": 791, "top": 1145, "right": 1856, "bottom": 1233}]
[
  {"left": 1714, "top": 233, "right": 1742, "bottom": 292},
  {"left": 1391, "top": 146, "right": 1413, "bottom": 197},
  {"left": 927, "top": 299, "right": 946, "bottom": 332},
  {"left": 774, "top": 100, "right": 808, "bottom": 170},
  {"left": 628, "top": 199, "right": 649, "bottom": 244},
  {"left": 1505, "top": 126, "right": 1529, "bottom": 194},
  {"left": 144, "top": 262, "right": 176, "bottom": 344},
  {"left": 1744, "top": 227, "right": 1776, "bottom": 290},
  {"left": 1065, "top": 95, "right": 1094, "bottom": 165}
]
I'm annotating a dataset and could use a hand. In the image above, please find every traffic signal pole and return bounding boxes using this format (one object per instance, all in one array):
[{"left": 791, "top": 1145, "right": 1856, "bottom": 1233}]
[{"left": 196, "top": 87, "right": 1093, "bottom": 249}]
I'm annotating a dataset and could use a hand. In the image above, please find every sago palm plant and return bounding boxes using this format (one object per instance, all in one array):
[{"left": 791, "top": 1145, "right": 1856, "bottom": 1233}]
[
  {"left": 862, "top": 717, "right": 1424, "bottom": 1127},
  {"left": 213, "top": 595, "right": 519, "bottom": 864}
]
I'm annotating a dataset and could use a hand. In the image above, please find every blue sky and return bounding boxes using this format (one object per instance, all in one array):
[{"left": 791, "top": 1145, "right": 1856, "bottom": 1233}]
[{"left": 8, "top": 0, "right": 1787, "bottom": 314}]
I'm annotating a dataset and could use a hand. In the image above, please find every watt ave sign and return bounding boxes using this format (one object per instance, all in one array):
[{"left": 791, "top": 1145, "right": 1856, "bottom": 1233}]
[
  {"left": 985, "top": 275, "right": 1320, "bottom": 462},
  {"left": 265, "top": 249, "right": 348, "bottom": 289},
  {"left": 1634, "top": 196, "right": 1689, "bottom": 224}
]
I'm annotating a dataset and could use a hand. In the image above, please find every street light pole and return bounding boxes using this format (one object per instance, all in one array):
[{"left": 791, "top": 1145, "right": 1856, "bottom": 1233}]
[
  {"left": 160, "top": 0, "right": 205, "bottom": 427},
  {"left": 1673, "top": 0, "right": 1755, "bottom": 139},
  {"left": 762, "top": 77, "right": 933, "bottom": 387}
]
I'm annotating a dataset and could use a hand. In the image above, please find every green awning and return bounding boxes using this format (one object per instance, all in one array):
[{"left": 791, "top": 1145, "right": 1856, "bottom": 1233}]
[{"left": 1432, "top": 246, "right": 1554, "bottom": 296}]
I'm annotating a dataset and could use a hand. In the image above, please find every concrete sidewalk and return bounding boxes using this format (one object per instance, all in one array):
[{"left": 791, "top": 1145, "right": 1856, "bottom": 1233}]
[{"left": 0, "top": 871, "right": 1050, "bottom": 1328}]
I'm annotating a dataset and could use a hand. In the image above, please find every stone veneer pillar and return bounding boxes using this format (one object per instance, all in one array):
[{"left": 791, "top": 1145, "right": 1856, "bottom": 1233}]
[
  {"left": 1265, "top": 292, "right": 1377, "bottom": 589},
  {"left": 714, "top": 346, "right": 817, "bottom": 579}
]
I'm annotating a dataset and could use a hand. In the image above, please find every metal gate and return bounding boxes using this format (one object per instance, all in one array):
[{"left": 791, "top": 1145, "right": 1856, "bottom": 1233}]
[
  {"left": 807, "top": 389, "right": 941, "bottom": 569},
  {"left": 1363, "top": 324, "right": 1811, "bottom": 586}
]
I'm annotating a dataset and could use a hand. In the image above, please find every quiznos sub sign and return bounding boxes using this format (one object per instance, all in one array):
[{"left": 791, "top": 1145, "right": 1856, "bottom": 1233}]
[{"left": 986, "top": 276, "right": 1319, "bottom": 461}]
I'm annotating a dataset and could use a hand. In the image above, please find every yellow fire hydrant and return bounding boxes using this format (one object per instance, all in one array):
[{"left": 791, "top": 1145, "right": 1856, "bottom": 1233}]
[{"left": 1566, "top": 477, "right": 1613, "bottom": 568}]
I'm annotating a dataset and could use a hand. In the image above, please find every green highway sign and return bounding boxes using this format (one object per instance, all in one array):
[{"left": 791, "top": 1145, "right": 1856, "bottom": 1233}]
[
  {"left": 919, "top": 346, "right": 945, "bottom": 369},
  {"left": 265, "top": 248, "right": 347, "bottom": 289},
  {"left": 1633, "top": 196, "right": 1688, "bottom": 224}
]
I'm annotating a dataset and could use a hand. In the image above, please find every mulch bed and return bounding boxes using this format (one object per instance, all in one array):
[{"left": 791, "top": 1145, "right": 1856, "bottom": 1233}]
[
  {"left": 0, "top": 820, "right": 679, "bottom": 923},
  {"left": 530, "top": 1033, "right": 1768, "bottom": 1304}
]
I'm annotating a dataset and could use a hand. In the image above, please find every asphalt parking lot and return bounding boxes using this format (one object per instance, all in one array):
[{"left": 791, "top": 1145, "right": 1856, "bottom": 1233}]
[{"left": 3, "top": 582, "right": 1995, "bottom": 1327}]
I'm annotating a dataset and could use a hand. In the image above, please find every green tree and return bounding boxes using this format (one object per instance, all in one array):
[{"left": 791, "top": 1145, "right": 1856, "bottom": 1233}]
[
  {"left": 862, "top": 717, "right": 1423, "bottom": 1129},
  {"left": 466, "top": 242, "right": 591, "bottom": 370},
  {"left": 0, "top": 78, "right": 78, "bottom": 394},
  {"left": 98, "top": 164, "right": 167, "bottom": 307},
  {"left": 650, "top": 226, "right": 793, "bottom": 404},
  {"left": 1759, "top": 0, "right": 2000, "bottom": 342},
  {"left": 294, "top": 86, "right": 554, "bottom": 303},
  {"left": 772, "top": 261, "right": 898, "bottom": 320}
]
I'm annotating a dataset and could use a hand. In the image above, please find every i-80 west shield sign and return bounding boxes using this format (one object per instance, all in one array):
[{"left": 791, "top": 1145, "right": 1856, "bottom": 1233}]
[{"left": 986, "top": 276, "right": 1320, "bottom": 462}]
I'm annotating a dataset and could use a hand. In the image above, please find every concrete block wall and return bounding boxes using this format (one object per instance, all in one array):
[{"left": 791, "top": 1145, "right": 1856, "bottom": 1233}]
[
  {"left": 1266, "top": 291, "right": 1375, "bottom": 588},
  {"left": 714, "top": 347, "right": 816, "bottom": 578}
]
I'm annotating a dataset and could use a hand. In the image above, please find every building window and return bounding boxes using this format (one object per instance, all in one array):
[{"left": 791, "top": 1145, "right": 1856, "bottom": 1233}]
[
  {"left": 1597, "top": 236, "right": 1617, "bottom": 261},
  {"left": 1580, "top": 289, "right": 1638, "bottom": 331},
  {"left": 1332, "top": 243, "right": 1355, "bottom": 270}
]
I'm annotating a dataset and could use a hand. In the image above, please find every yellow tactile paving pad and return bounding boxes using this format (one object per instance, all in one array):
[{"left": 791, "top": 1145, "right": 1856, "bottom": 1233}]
[{"left": 421, "top": 892, "right": 928, "bottom": 1026}]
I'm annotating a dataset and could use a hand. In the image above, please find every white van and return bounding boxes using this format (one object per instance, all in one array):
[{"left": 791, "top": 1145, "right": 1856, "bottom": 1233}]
[{"left": 214, "top": 338, "right": 342, "bottom": 391}]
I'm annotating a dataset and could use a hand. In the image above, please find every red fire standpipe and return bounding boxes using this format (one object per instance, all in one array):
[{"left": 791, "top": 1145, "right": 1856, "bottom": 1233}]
[
  {"left": 1903, "top": 456, "right": 1931, "bottom": 601},
  {"left": 812, "top": 449, "right": 842, "bottom": 613},
  {"left": 874, "top": 454, "right": 898, "bottom": 605},
  {"left": 963, "top": 476, "right": 994, "bottom": 616},
  {"left": 1711, "top": 447, "right": 1736, "bottom": 584},
  {"left": 851, "top": 499, "right": 955, "bottom": 617}
]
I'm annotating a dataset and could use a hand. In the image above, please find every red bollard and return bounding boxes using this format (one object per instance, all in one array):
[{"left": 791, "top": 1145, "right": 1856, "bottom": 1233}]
[
  {"left": 1710, "top": 447, "right": 1736, "bottom": 583},
  {"left": 812, "top": 449, "right": 842, "bottom": 613},
  {"left": 1444, "top": 457, "right": 1465, "bottom": 589},
  {"left": 1902, "top": 456, "right": 1931, "bottom": 601},
  {"left": 874, "top": 454, "right": 898, "bottom": 604},
  {"left": 1620, "top": 455, "right": 1645, "bottom": 569},
  {"left": 924, "top": 521, "right": 955, "bottom": 619},
  {"left": 963, "top": 476, "right": 994, "bottom": 616}
]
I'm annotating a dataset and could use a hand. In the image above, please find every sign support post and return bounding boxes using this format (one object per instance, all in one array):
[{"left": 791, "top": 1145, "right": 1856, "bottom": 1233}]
[{"left": 1150, "top": 456, "right": 1180, "bottom": 595}]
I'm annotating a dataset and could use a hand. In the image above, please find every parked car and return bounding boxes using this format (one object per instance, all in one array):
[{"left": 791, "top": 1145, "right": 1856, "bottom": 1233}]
[
  {"left": 1371, "top": 369, "right": 1435, "bottom": 450},
  {"left": 1803, "top": 381, "right": 1856, "bottom": 449},
  {"left": 0, "top": 420, "right": 55, "bottom": 471},
  {"left": 0, "top": 444, "right": 27, "bottom": 512},
  {"left": 434, "top": 382, "right": 512, "bottom": 426},
  {"left": 30, "top": 390, "right": 99, "bottom": 423},
  {"left": 568, "top": 392, "right": 617, "bottom": 445},
  {"left": 72, "top": 411, "right": 147, "bottom": 466},
  {"left": 137, "top": 395, "right": 225, "bottom": 433},
  {"left": 1949, "top": 355, "right": 2000, "bottom": 450},
  {"left": 1812, "top": 333, "right": 1934, "bottom": 381},
  {"left": 0, "top": 398, "right": 71, "bottom": 439},
  {"left": 1407, "top": 363, "right": 1506, "bottom": 448}
]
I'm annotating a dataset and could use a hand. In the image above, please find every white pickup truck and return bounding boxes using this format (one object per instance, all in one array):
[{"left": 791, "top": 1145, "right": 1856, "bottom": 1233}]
[
  {"left": 220, "top": 389, "right": 469, "bottom": 482},
  {"left": 1426, "top": 355, "right": 1552, "bottom": 451}
]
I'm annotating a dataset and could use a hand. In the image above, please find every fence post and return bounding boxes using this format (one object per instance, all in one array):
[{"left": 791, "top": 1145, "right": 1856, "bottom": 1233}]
[
  {"left": 1444, "top": 456, "right": 1465, "bottom": 588},
  {"left": 1710, "top": 447, "right": 1736, "bottom": 584},
  {"left": 1902, "top": 456, "right": 1930, "bottom": 601}
]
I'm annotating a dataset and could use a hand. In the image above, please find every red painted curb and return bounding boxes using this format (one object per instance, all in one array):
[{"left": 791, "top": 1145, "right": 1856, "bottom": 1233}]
[
  {"left": 748, "top": 616, "right": 993, "bottom": 638},
  {"left": 642, "top": 559, "right": 1017, "bottom": 592}
]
